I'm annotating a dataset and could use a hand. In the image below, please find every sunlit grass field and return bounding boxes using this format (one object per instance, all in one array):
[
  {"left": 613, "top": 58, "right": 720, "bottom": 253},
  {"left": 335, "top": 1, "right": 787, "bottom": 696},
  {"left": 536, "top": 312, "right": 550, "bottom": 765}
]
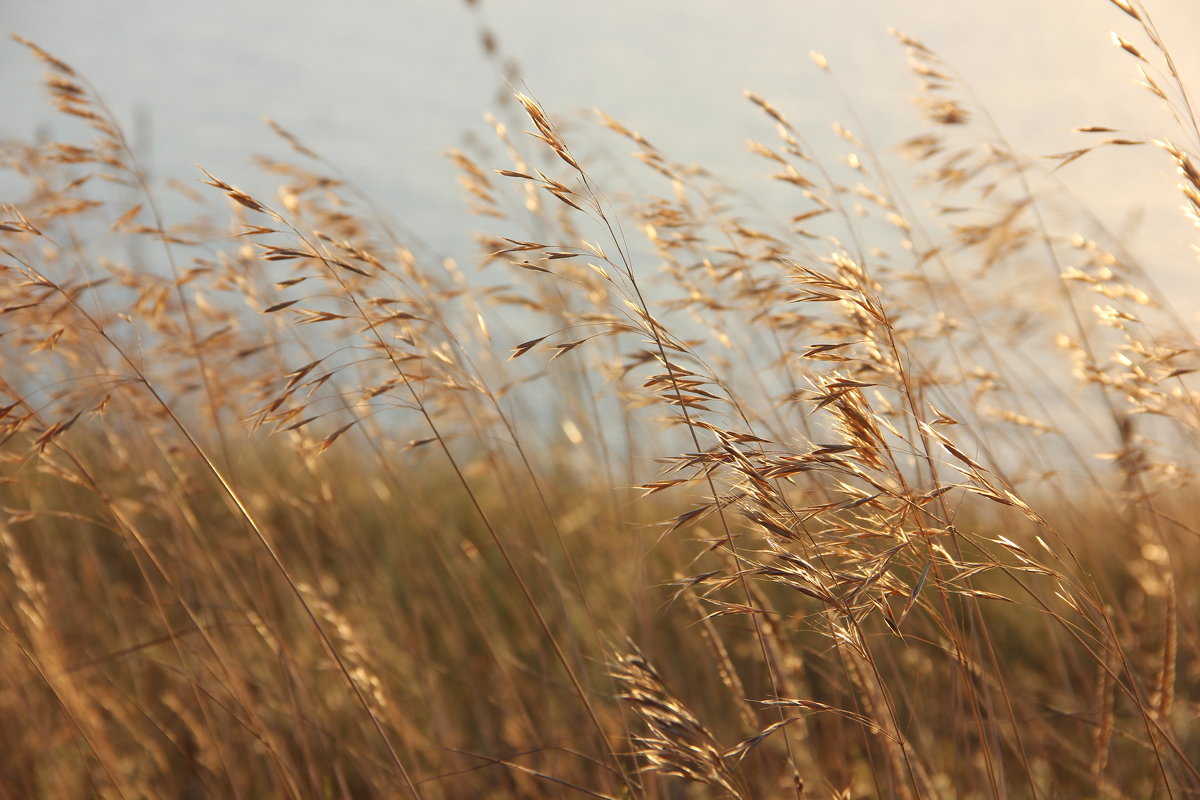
[{"left": 1, "top": 4, "right": 1199, "bottom": 797}]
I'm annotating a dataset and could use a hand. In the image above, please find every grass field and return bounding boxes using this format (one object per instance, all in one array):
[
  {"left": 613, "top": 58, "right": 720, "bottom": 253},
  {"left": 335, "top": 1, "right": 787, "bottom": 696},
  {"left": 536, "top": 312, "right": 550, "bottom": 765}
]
[{"left": 1, "top": 3, "right": 1199, "bottom": 797}]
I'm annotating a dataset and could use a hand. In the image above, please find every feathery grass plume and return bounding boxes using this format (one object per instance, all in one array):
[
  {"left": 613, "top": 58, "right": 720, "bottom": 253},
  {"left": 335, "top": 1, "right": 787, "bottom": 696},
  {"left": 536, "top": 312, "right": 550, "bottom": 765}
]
[{"left": 611, "top": 642, "right": 748, "bottom": 798}]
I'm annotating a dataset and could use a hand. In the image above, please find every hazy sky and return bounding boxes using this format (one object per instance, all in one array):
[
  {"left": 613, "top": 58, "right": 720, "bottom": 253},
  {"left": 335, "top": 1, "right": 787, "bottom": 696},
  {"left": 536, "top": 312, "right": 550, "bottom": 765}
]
[{"left": 3, "top": 0, "right": 1199, "bottom": 290}]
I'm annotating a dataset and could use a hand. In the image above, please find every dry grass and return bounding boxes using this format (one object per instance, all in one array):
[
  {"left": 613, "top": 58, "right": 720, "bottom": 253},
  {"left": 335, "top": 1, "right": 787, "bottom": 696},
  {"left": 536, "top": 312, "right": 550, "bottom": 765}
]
[{"left": 1, "top": 2, "right": 1199, "bottom": 797}]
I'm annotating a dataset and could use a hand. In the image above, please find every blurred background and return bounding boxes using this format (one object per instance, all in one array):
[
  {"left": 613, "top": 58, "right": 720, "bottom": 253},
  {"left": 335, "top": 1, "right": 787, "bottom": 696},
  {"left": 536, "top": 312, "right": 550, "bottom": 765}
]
[{"left": 3, "top": 0, "right": 1199, "bottom": 289}]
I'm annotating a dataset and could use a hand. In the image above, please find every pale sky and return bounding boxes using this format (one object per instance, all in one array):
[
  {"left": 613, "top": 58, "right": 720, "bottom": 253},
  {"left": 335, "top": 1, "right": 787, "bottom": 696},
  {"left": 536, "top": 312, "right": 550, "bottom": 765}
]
[{"left": 3, "top": 0, "right": 1199, "bottom": 295}]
